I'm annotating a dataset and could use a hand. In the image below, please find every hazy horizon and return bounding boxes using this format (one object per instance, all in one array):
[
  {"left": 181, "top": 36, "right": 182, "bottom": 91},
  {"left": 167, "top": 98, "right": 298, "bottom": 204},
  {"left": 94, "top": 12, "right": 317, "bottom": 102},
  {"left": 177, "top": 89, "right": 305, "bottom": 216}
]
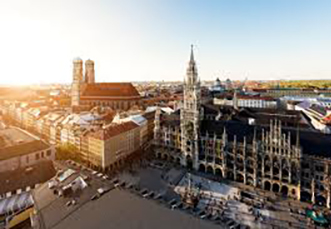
[{"left": 1, "top": 0, "right": 331, "bottom": 85}]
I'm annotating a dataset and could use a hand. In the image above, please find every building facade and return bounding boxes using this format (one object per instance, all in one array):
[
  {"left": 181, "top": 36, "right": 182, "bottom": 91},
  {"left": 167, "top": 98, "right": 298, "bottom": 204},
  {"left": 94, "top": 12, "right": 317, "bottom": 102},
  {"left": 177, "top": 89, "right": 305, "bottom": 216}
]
[
  {"left": 85, "top": 121, "right": 142, "bottom": 170},
  {"left": 0, "top": 128, "right": 55, "bottom": 173},
  {"left": 70, "top": 58, "right": 141, "bottom": 110},
  {"left": 154, "top": 47, "right": 331, "bottom": 208}
]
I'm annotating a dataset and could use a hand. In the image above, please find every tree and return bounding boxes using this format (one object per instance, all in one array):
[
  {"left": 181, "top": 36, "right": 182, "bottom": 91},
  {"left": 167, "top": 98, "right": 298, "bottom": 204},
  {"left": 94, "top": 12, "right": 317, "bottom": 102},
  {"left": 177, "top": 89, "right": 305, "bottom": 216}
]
[{"left": 56, "top": 143, "right": 82, "bottom": 162}]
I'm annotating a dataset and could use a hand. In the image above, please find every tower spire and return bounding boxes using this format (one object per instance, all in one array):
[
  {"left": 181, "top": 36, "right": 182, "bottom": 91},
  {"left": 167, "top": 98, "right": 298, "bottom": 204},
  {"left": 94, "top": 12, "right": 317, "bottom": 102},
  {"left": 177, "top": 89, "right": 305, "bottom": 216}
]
[
  {"left": 186, "top": 45, "right": 198, "bottom": 84},
  {"left": 190, "top": 44, "right": 194, "bottom": 63}
]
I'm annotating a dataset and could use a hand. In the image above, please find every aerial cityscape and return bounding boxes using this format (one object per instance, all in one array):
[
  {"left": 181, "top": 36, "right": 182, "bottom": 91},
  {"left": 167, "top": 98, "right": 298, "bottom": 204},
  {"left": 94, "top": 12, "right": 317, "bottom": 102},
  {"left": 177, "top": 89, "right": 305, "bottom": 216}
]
[{"left": 1, "top": 1, "right": 331, "bottom": 229}]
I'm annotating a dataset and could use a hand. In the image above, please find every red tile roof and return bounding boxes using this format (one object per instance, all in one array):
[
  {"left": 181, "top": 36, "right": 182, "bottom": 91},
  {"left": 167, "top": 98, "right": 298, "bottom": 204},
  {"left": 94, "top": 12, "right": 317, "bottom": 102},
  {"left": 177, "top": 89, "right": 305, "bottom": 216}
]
[
  {"left": 89, "top": 121, "right": 139, "bottom": 140},
  {"left": 81, "top": 83, "right": 140, "bottom": 98}
]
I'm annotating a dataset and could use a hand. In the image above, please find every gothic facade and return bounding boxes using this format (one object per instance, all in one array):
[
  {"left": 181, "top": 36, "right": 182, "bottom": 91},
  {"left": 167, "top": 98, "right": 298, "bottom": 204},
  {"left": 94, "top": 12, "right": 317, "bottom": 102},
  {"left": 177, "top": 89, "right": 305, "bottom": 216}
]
[{"left": 153, "top": 47, "right": 331, "bottom": 208}]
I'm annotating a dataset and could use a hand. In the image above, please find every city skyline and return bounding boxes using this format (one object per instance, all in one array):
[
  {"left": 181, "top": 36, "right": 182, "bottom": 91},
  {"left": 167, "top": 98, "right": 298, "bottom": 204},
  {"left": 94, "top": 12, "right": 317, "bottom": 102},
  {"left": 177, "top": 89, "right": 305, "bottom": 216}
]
[{"left": 1, "top": 0, "right": 331, "bottom": 85}]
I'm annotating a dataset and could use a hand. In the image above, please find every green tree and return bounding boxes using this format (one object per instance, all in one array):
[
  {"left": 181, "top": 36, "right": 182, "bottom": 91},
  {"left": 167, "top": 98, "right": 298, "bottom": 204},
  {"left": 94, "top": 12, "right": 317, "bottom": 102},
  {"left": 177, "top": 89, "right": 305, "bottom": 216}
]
[{"left": 56, "top": 143, "right": 82, "bottom": 162}]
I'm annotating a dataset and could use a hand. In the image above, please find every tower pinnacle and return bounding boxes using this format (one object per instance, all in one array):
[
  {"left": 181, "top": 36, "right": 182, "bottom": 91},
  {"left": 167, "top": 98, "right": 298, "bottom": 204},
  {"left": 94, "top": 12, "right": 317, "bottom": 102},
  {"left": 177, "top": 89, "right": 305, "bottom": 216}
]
[
  {"left": 190, "top": 44, "right": 194, "bottom": 63},
  {"left": 186, "top": 45, "right": 198, "bottom": 84}
]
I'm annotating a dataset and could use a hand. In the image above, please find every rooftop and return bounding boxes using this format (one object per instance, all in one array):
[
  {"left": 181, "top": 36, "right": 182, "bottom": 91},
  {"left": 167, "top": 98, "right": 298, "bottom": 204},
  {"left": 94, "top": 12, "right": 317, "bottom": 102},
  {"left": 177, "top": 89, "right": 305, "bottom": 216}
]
[
  {"left": 0, "top": 128, "right": 50, "bottom": 161},
  {"left": 0, "top": 128, "right": 35, "bottom": 148},
  {"left": 81, "top": 83, "right": 140, "bottom": 98},
  {"left": 89, "top": 121, "right": 139, "bottom": 140},
  {"left": 0, "top": 191, "right": 33, "bottom": 216},
  {"left": 0, "top": 160, "right": 56, "bottom": 195}
]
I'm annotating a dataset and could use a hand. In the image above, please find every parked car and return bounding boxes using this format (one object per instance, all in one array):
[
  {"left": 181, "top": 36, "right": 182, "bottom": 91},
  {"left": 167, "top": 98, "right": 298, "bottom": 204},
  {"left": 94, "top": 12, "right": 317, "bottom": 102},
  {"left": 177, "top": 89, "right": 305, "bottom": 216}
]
[
  {"left": 111, "top": 178, "right": 120, "bottom": 187},
  {"left": 147, "top": 191, "right": 155, "bottom": 198},
  {"left": 175, "top": 202, "right": 183, "bottom": 209},
  {"left": 102, "top": 175, "right": 109, "bottom": 180},
  {"left": 198, "top": 210, "right": 207, "bottom": 219},
  {"left": 97, "top": 186, "right": 113, "bottom": 195},
  {"left": 168, "top": 199, "right": 178, "bottom": 209},
  {"left": 90, "top": 193, "right": 100, "bottom": 201},
  {"left": 182, "top": 204, "right": 191, "bottom": 211},
  {"left": 81, "top": 174, "right": 90, "bottom": 181},
  {"left": 154, "top": 193, "right": 163, "bottom": 200},
  {"left": 125, "top": 183, "right": 134, "bottom": 189},
  {"left": 140, "top": 189, "right": 149, "bottom": 197},
  {"left": 226, "top": 219, "right": 240, "bottom": 229}
]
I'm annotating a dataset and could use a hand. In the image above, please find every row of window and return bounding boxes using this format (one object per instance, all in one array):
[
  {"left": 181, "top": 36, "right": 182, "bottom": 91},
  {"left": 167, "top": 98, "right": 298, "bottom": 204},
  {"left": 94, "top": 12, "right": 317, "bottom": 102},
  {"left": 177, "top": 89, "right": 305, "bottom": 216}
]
[{"left": 26, "top": 149, "right": 52, "bottom": 163}]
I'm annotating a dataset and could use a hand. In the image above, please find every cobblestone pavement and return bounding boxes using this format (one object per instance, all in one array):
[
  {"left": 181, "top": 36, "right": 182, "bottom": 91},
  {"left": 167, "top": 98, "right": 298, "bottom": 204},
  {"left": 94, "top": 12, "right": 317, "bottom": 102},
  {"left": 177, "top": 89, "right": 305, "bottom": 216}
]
[
  {"left": 0, "top": 160, "right": 56, "bottom": 195},
  {"left": 55, "top": 157, "right": 329, "bottom": 229}
]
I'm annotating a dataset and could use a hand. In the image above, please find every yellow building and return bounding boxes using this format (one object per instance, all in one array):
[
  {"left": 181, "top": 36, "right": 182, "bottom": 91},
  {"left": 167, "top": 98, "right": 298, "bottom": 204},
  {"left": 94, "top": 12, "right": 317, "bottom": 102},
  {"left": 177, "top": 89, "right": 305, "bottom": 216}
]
[{"left": 85, "top": 121, "right": 141, "bottom": 170}]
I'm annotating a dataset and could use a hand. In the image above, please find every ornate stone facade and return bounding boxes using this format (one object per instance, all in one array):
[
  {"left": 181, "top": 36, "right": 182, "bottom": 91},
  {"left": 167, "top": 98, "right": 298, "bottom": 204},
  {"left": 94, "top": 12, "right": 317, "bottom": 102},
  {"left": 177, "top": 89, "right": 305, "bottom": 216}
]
[
  {"left": 180, "top": 45, "right": 201, "bottom": 169},
  {"left": 154, "top": 47, "right": 331, "bottom": 208}
]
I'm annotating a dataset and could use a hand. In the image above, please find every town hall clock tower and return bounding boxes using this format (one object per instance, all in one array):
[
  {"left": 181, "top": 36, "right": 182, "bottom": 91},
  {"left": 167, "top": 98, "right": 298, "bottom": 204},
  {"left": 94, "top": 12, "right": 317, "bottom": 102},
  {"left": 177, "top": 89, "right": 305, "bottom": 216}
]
[{"left": 181, "top": 45, "right": 201, "bottom": 170}]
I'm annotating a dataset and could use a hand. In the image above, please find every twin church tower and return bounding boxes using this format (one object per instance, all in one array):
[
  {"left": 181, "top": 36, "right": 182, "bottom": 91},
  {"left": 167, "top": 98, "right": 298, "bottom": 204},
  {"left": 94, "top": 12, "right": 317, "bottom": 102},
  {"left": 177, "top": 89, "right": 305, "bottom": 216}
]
[{"left": 71, "top": 58, "right": 95, "bottom": 107}]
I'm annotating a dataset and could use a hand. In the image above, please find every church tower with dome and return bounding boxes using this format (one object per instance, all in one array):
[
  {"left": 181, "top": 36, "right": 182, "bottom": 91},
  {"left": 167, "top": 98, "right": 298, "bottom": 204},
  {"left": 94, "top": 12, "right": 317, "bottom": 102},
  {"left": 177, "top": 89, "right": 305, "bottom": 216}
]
[
  {"left": 70, "top": 57, "right": 141, "bottom": 110},
  {"left": 71, "top": 57, "right": 83, "bottom": 107}
]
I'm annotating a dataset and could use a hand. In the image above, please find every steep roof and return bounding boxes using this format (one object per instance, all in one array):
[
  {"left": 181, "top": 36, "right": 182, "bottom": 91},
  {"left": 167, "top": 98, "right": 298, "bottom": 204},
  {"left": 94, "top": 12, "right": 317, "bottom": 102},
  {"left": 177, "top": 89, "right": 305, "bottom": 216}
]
[
  {"left": 0, "top": 140, "right": 50, "bottom": 161},
  {"left": 81, "top": 83, "right": 140, "bottom": 98}
]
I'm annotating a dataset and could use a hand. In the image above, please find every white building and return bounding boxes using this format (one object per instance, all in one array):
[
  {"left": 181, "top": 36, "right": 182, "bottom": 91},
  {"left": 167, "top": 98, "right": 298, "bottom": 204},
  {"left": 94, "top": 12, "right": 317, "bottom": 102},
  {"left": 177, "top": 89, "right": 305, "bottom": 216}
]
[{"left": 214, "top": 95, "right": 277, "bottom": 109}]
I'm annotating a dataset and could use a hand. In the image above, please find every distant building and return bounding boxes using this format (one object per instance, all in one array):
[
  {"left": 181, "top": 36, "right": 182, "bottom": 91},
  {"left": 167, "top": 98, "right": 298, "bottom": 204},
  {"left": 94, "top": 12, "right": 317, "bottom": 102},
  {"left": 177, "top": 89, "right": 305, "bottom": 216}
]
[
  {"left": 0, "top": 128, "right": 55, "bottom": 173},
  {"left": 71, "top": 58, "right": 141, "bottom": 110},
  {"left": 209, "top": 78, "right": 225, "bottom": 95},
  {"left": 213, "top": 94, "right": 278, "bottom": 109},
  {"left": 250, "top": 88, "right": 331, "bottom": 98},
  {"left": 225, "top": 78, "right": 232, "bottom": 90}
]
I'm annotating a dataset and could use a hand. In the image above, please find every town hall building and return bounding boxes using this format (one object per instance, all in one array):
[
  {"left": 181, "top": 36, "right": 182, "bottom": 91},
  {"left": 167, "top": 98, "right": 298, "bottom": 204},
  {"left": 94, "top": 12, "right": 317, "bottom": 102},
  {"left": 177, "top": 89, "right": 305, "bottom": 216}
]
[{"left": 154, "top": 46, "right": 331, "bottom": 208}]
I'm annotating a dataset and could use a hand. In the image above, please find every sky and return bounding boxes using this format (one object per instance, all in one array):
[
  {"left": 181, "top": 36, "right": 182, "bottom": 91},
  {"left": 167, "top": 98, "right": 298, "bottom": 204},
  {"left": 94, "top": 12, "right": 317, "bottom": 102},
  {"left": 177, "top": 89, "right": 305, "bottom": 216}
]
[{"left": 0, "top": 0, "right": 331, "bottom": 85}]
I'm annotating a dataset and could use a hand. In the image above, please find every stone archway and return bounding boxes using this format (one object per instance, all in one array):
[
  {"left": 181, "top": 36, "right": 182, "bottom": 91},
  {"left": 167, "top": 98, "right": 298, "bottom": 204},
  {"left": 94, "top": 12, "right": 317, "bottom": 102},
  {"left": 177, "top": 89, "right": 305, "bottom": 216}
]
[
  {"left": 282, "top": 169, "right": 289, "bottom": 181},
  {"left": 186, "top": 155, "right": 193, "bottom": 170},
  {"left": 247, "top": 176, "right": 254, "bottom": 186},
  {"left": 281, "top": 185, "right": 288, "bottom": 196},
  {"left": 215, "top": 168, "right": 223, "bottom": 178},
  {"left": 206, "top": 165, "right": 214, "bottom": 174},
  {"left": 176, "top": 157, "right": 181, "bottom": 165},
  {"left": 264, "top": 181, "right": 271, "bottom": 191},
  {"left": 264, "top": 165, "right": 271, "bottom": 174},
  {"left": 199, "top": 164, "right": 206, "bottom": 173},
  {"left": 163, "top": 154, "right": 168, "bottom": 161},
  {"left": 300, "top": 191, "right": 311, "bottom": 202},
  {"left": 273, "top": 167, "right": 279, "bottom": 176},
  {"left": 227, "top": 171, "right": 234, "bottom": 181},
  {"left": 272, "top": 183, "right": 280, "bottom": 193},
  {"left": 236, "top": 174, "right": 244, "bottom": 183},
  {"left": 316, "top": 195, "right": 327, "bottom": 207}
]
